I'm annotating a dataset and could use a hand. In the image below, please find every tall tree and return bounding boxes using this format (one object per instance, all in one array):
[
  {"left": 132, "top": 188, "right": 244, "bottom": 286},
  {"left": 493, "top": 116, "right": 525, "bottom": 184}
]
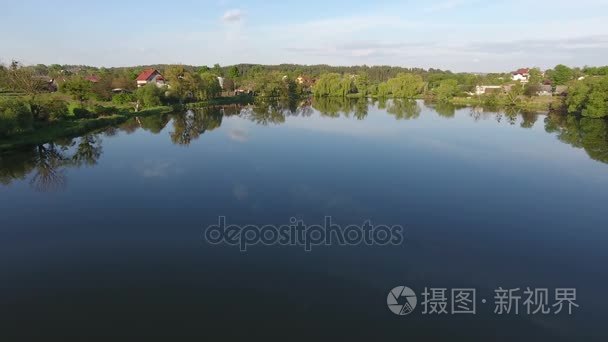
[
  {"left": 551, "top": 64, "right": 574, "bottom": 85},
  {"left": 387, "top": 73, "right": 424, "bottom": 98},
  {"left": 6, "top": 61, "right": 47, "bottom": 100},
  {"left": 228, "top": 66, "right": 240, "bottom": 79},
  {"left": 434, "top": 79, "right": 459, "bottom": 102},
  {"left": 354, "top": 73, "right": 369, "bottom": 97},
  {"left": 62, "top": 76, "right": 93, "bottom": 107}
]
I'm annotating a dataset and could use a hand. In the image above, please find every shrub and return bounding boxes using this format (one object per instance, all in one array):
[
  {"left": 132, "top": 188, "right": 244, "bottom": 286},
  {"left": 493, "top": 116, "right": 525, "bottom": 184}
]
[
  {"left": 93, "top": 105, "right": 118, "bottom": 117},
  {"left": 135, "top": 84, "right": 165, "bottom": 108},
  {"left": 0, "top": 98, "right": 33, "bottom": 137},
  {"left": 112, "top": 93, "right": 135, "bottom": 105},
  {"left": 31, "top": 98, "right": 69, "bottom": 121},
  {"left": 73, "top": 107, "right": 95, "bottom": 119},
  {"left": 483, "top": 93, "right": 500, "bottom": 108}
]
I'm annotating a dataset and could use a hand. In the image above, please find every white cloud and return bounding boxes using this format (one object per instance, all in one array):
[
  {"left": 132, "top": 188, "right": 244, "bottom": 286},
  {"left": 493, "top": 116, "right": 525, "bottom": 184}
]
[
  {"left": 228, "top": 129, "right": 249, "bottom": 142},
  {"left": 222, "top": 9, "right": 243, "bottom": 22}
]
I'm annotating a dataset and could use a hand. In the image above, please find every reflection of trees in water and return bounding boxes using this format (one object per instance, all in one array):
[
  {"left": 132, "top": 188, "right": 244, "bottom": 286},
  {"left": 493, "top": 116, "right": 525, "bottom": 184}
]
[
  {"left": 469, "top": 106, "right": 501, "bottom": 122},
  {"left": 117, "top": 114, "right": 172, "bottom": 135},
  {"left": 118, "top": 119, "right": 140, "bottom": 134},
  {"left": 353, "top": 98, "right": 368, "bottom": 120},
  {"left": 425, "top": 101, "right": 456, "bottom": 118},
  {"left": 0, "top": 135, "right": 103, "bottom": 192},
  {"left": 545, "top": 115, "right": 608, "bottom": 163},
  {"left": 72, "top": 135, "right": 103, "bottom": 167},
  {"left": 311, "top": 97, "right": 343, "bottom": 117},
  {"left": 310, "top": 97, "right": 367, "bottom": 119},
  {"left": 386, "top": 99, "right": 421, "bottom": 120},
  {"left": 170, "top": 108, "right": 223, "bottom": 145},
  {"left": 3, "top": 104, "right": 608, "bottom": 194},
  {"left": 30, "top": 144, "right": 67, "bottom": 192},
  {"left": 504, "top": 107, "right": 519, "bottom": 126},
  {"left": 520, "top": 111, "right": 539, "bottom": 129},
  {"left": 241, "top": 100, "right": 287, "bottom": 125},
  {"left": 139, "top": 114, "right": 171, "bottom": 134},
  {"left": 103, "top": 126, "right": 119, "bottom": 137},
  {"left": 374, "top": 98, "right": 388, "bottom": 110},
  {"left": 545, "top": 114, "right": 608, "bottom": 164}
]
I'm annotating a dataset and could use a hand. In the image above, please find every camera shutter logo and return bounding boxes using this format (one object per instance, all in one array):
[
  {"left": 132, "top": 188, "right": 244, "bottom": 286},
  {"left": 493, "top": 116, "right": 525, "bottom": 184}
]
[{"left": 387, "top": 286, "right": 417, "bottom": 315}]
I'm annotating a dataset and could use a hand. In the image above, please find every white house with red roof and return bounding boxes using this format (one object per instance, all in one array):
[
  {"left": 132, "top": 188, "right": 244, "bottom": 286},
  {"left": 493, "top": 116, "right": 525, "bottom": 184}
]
[
  {"left": 136, "top": 69, "right": 166, "bottom": 87},
  {"left": 511, "top": 68, "right": 530, "bottom": 83}
]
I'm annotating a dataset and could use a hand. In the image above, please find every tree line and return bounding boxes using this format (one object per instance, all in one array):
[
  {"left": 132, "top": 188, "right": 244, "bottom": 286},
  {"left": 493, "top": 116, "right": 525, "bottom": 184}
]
[{"left": 2, "top": 60, "right": 608, "bottom": 140}]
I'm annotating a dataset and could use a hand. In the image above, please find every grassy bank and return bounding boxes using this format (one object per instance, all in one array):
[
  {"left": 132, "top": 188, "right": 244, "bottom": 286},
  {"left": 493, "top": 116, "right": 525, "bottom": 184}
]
[
  {"left": 0, "top": 106, "right": 172, "bottom": 151},
  {"left": 450, "top": 96, "right": 563, "bottom": 112},
  {"left": 185, "top": 94, "right": 254, "bottom": 109}
]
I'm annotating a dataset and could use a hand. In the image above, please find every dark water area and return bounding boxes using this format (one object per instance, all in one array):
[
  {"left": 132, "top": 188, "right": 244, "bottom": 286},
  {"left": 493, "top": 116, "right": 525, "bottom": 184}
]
[{"left": 1, "top": 98, "right": 607, "bottom": 341}]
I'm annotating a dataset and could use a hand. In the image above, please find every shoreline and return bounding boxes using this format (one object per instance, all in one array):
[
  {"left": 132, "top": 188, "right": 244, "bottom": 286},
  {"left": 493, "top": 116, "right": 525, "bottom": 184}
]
[
  {"left": 0, "top": 96, "right": 570, "bottom": 151},
  {"left": 0, "top": 106, "right": 173, "bottom": 151}
]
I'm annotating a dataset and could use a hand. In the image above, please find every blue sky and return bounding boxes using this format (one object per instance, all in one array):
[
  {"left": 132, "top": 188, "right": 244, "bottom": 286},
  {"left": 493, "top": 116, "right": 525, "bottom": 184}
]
[{"left": 1, "top": 0, "right": 608, "bottom": 71}]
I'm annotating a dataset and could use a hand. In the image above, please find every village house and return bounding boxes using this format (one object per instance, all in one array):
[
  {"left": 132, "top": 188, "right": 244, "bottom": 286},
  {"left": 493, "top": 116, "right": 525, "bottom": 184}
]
[
  {"left": 296, "top": 75, "right": 315, "bottom": 86},
  {"left": 136, "top": 69, "right": 166, "bottom": 88},
  {"left": 473, "top": 85, "right": 503, "bottom": 96},
  {"left": 85, "top": 75, "right": 100, "bottom": 83},
  {"left": 537, "top": 85, "right": 553, "bottom": 96},
  {"left": 511, "top": 68, "right": 530, "bottom": 83},
  {"left": 554, "top": 85, "right": 568, "bottom": 96}
]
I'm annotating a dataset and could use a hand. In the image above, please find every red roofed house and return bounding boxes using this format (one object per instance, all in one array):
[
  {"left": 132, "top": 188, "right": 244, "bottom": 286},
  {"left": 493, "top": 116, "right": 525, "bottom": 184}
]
[
  {"left": 511, "top": 68, "right": 530, "bottom": 83},
  {"left": 85, "top": 75, "right": 100, "bottom": 83},
  {"left": 136, "top": 69, "right": 166, "bottom": 88}
]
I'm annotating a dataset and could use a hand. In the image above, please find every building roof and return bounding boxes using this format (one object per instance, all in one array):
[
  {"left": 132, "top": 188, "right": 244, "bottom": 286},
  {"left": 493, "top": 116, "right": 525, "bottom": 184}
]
[
  {"left": 85, "top": 75, "right": 100, "bottom": 83},
  {"left": 512, "top": 68, "right": 530, "bottom": 75},
  {"left": 136, "top": 69, "right": 160, "bottom": 81}
]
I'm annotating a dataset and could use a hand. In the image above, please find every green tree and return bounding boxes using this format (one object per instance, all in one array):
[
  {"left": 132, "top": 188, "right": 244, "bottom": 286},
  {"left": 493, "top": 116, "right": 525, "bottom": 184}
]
[
  {"left": 387, "top": 73, "right": 424, "bottom": 98},
  {"left": 164, "top": 65, "right": 190, "bottom": 100},
  {"left": 582, "top": 84, "right": 608, "bottom": 118},
  {"left": 313, "top": 73, "right": 343, "bottom": 97},
  {"left": 434, "top": 79, "right": 459, "bottom": 102},
  {"left": 505, "top": 84, "right": 524, "bottom": 106},
  {"left": 196, "top": 72, "right": 222, "bottom": 100},
  {"left": 354, "top": 74, "right": 369, "bottom": 97},
  {"left": 566, "top": 77, "right": 608, "bottom": 118},
  {"left": 528, "top": 68, "right": 543, "bottom": 85},
  {"left": 62, "top": 77, "right": 93, "bottom": 107},
  {"left": 212, "top": 64, "right": 223, "bottom": 77},
  {"left": 551, "top": 64, "right": 573, "bottom": 85},
  {"left": 228, "top": 66, "right": 240, "bottom": 79},
  {"left": 566, "top": 80, "right": 591, "bottom": 114},
  {"left": 135, "top": 83, "right": 164, "bottom": 108},
  {"left": 377, "top": 82, "right": 391, "bottom": 98},
  {"left": 6, "top": 61, "right": 47, "bottom": 100},
  {"left": 0, "top": 98, "right": 33, "bottom": 137}
]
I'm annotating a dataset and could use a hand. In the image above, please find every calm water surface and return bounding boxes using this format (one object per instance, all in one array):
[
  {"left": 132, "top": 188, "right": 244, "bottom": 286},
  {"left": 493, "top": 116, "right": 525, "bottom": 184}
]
[{"left": 1, "top": 99, "right": 607, "bottom": 341}]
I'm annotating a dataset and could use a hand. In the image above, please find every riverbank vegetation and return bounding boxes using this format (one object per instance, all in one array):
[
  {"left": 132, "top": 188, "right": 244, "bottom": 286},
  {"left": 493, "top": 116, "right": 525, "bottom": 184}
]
[{"left": 2, "top": 60, "right": 607, "bottom": 147}]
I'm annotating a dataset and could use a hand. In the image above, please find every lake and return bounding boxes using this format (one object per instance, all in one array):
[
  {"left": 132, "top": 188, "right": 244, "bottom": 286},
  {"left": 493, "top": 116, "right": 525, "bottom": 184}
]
[{"left": 1, "top": 98, "right": 607, "bottom": 341}]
